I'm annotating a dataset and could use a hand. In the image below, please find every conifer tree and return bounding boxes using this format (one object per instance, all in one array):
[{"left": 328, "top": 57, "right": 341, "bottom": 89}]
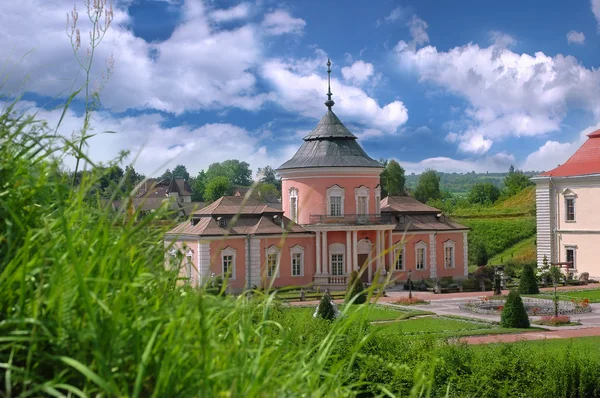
[
  {"left": 518, "top": 263, "right": 539, "bottom": 294},
  {"left": 347, "top": 270, "right": 367, "bottom": 305},
  {"left": 500, "top": 290, "right": 530, "bottom": 328},
  {"left": 317, "top": 292, "right": 336, "bottom": 321}
]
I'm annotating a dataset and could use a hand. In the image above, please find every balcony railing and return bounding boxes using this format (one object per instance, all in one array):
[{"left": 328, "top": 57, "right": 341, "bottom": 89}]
[
  {"left": 328, "top": 276, "right": 347, "bottom": 285},
  {"left": 308, "top": 213, "right": 393, "bottom": 225}
]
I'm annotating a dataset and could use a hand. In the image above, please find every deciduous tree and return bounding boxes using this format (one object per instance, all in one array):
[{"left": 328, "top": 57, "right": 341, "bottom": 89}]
[
  {"left": 204, "top": 176, "right": 233, "bottom": 202},
  {"left": 414, "top": 169, "right": 441, "bottom": 203}
]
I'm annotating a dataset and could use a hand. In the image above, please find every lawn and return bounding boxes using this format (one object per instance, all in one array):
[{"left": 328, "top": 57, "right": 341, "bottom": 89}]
[
  {"left": 532, "top": 288, "right": 600, "bottom": 303},
  {"left": 286, "top": 304, "right": 432, "bottom": 322},
  {"left": 374, "top": 316, "right": 493, "bottom": 335},
  {"left": 469, "top": 336, "right": 600, "bottom": 358}
]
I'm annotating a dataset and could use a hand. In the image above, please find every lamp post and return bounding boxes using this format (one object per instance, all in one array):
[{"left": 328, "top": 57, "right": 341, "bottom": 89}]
[{"left": 408, "top": 269, "right": 413, "bottom": 299}]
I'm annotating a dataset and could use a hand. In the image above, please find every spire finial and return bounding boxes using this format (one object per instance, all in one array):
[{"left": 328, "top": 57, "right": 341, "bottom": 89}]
[{"left": 325, "top": 58, "right": 335, "bottom": 110}]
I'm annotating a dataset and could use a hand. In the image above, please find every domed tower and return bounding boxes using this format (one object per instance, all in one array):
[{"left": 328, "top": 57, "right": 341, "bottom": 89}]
[{"left": 277, "top": 59, "right": 394, "bottom": 283}]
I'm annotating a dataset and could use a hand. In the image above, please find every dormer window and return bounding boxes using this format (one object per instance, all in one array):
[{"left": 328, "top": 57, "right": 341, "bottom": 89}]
[{"left": 217, "top": 217, "right": 227, "bottom": 228}]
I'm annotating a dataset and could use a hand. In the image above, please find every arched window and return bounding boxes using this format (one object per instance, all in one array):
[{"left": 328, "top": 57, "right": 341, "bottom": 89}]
[
  {"left": 221, "top": 247, "right": 236, "bottom": 280},
  {"left": 289, "top": 187, "right": 299, "bottom": 223},
  {"left": 355, "top": 185, "right": 370, "bottom": 216},
  {"left": 415, "top": 241, "right": 427, "bottom": 270},
  {"left": 443, "top": 240, "right": 455, "bottom": 269},
  {"left": 290, "top": 245, "right": 305, "bottom": 277},
  {"left": 266, "top": 245, "right": 281, "bottom": 278}
]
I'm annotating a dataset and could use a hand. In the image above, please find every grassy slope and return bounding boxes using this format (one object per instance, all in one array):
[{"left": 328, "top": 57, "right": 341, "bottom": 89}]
[{"left": 489, "top": 235, "right": 537, "bottom": 265}]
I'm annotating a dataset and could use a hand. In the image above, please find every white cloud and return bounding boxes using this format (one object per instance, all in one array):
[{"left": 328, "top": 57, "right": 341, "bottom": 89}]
[
  {"left": 0, "top": 0, "right": 273, "bottom": 115},
  {"left": 567, "top": 30, "right": 586, "bottom": 44},
  {"left": 396, "top": 38, "right": 600, "bottom": 154},
  {"left": 261, "top": 10, "right": 306, "bottom": 36},
  {"left": 262, "top": 54, "right": 408, "bottom": 135},
  {"left": 380, "top": 6, "right": 407, "bottom": 25},
  {"left": 521, "top": 123, "right": 600, "bottom": 172},
  {"left": 593, "top": 0, "right": 600, "bottom": 28},
  {"left": 341, "top": 61, "right": 374, "bottom": 85},
  {"left": 344, "top": 53, "right": 353, "bottom": 64},
  {"left": 489, "top": 31, "right": 517, "bottom": 48},
  {"left": 210, "top": 3, "right": 251, "bottom": 22},
  {"left": 399, "top": 152, "right": 516, "bottom": 174},
  {"left": 407, "top": 16, "right": 430, "bottom": 47},
  {"left": 445, "top": 132, "right": 459, "bottom": 142}
]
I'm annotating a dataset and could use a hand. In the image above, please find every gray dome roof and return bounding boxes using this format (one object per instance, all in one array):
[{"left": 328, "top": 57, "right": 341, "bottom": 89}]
[{"left": 277, "top": 110, "right": 383, "bottom": 170}]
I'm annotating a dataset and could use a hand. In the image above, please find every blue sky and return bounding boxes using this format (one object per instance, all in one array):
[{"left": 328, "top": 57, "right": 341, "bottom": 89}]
[{"left": 1, "top": 0, "right": 600, "bottom": 177}]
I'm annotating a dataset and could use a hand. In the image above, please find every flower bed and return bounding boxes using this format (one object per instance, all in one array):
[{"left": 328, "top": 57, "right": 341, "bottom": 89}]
[
  {"left": 459, "top": 297, "right": 592, "bottom": 316},
  {"left": 533, "top": 316, "right": 579, "bottom": 326},
  {"left": 392, "top": 297, "right": 429, "bottom": 305}
]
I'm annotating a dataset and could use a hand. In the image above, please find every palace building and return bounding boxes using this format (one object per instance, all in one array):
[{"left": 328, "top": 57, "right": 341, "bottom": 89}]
[{"left": 164, "top": 61, "right": 469, "bottom": 291}]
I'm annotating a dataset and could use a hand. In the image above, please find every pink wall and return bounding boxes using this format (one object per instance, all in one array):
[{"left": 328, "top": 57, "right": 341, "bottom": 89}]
[
  {"left": 168, "top": 239, "right": 198, "bottom": 283},
  {"left": 260, "top": 236, "right": 316, "bottom": 288},
  {"left": 282, "top": 174, "right": 380, "bottom": 224},
  {"left": 210, "top": 238, "right": 247, "bottom": 290},
  {"left": 435, "top": 232, "right": 466, "bottom": 278}
]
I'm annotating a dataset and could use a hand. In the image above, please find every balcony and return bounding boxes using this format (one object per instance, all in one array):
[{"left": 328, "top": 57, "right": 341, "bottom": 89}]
[{"left": 308, "top": 213, "right": 393, "bottom": 226}]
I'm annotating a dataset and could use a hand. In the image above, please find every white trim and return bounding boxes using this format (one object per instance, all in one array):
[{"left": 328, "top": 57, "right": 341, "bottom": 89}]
[
  {"left": 375, "top": 185, "right": 381, "bottom": 216},
  {"left": 289, "top": 187, "right": 298, "bottom": 223},
  {"left": 306, "top": 224, "right": 395, "bottom": 232},
  {"left": 557, "top": 230, "right": 600, "bottom": 234},
  {"left": 265, "top": 245, "right": 281, "bottom": 278},
  {"left": 278, "top": 167, "right": 383, "bottom": 178},
  {"left": 327, "top": 184, "right": 345, "bottom": 217},
  {"left": 415, "top": 241, "right": 427, "bottom": 270},
  {"left": 357, "top": 238, "right": 372, "bottom": 254},
  {"left": 290, "top": 244, "right": 305, "bottom": 277},
  {"left": 393, "top": 244, "right": 406, "bottom": 271},
  {"left": 355, "top": 185, "right": 370, "bottom": 215},
  {"left": 429, "top": 233, "right": 437, "bottom": 279},
  {"left": 392, "top": 230, "right": 469, "bottom": 236},
  {"left": 165, "top": 233, "right": 315, "bottom": 241},
  {"left": 443, "top": 240, "right": 456, "bottom": 269},
  {"left": 346, "top": 231, "right": 352, "bottom": 274},
  {"left": 329, "top": 242, "right": 345, "bottom": 276},
  {"left": 463, "top": 232, "right": 468, "bottom": 276},
  {"left": 564, "top": 245, "right": 577, "bottom": 271},
  {"left": 221, "top": 247, "right": 236, "bottom": 280},
  {"left": 563, "top": 190, "right": 576, "bottom": 223},
  {"left": 185, "top": 248, "right": 194, "bottom": 284}
]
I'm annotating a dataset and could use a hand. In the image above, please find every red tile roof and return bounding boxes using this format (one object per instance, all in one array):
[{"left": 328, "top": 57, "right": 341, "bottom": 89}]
[
  {"left": 193, "top": 196, "right": 282, "bottom": 216},
  {"left": 542, "top": 129, "right": 600, "bottom": 177}
]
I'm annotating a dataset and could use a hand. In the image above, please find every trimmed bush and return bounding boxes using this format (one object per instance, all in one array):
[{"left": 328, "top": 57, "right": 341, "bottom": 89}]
[
  {"left": 500, "top": 290, "right": 530, "bottom": 328},
  {"left": 518, "top": 263, "right": 539, "bottom": 294},
  {"left": 317, "top": 292, "right": 336, "bottom": 321},
  {"left": 347, "top": 270, "right": 366, "bottom": 304}
]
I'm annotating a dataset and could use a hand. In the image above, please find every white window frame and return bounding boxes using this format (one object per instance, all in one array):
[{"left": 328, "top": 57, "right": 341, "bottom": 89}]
[
  {"left": 221, "top": 247, "right": 236, "bottom": 280},
  {"left": 565, "top": 245, "right": 577, "bottom": 270},
  {"left": 186, "top": 248, "right": 194, "bottom": 282},
  {"left": 354, "top": 186, "right": 370, "bottom": 215},
  {"left": 375, "top": 185, "right": 381, "bottom": 215},
  {"left": 167, "top": 248, "right": 179, "bottom": 272},
  {"left": 563, "top": 190, "right": 576, "bottom": 223},
  {"left": 443, "top": 240, "right": 455, "bottom": 269},
  {"left": 415, "top": 241, "right": 427, "bottom": 270},
  {"left": 394, "top": 244, "right": 405, "bottom": 271},
  {"left": 289, "top": 187, "right": 298, "bottom": 223},
  {"left": 290, "top": 245, "right": 305, "bottom": 277},
  {"left": 266, "top": 245, "right": 281, "bottom": 278},
  {"left": 329, "top": 243, "right": 345, "bottom": 275},
  {"left": 327, "top": 184, "right": 345, "bottom": 217}
]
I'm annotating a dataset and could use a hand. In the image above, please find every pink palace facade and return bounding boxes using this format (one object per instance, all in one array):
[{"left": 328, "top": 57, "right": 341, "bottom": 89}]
[{"left": 164, "top": 63, "right": 469, "bottom": 291}]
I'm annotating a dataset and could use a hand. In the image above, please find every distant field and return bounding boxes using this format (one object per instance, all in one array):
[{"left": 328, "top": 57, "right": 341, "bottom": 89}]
[{"left": 489, "top": 235, "right": 537, "bottom": 265}]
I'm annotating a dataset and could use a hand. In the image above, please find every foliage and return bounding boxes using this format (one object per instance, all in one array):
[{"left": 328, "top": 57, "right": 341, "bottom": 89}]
[
  {"left": 206, "top": 159, "right": 253, "bottom": 187},
  {"left": 251, "top": 182, "right": 281, "bottom": 201},
  {"left": 518, "top": 263, "right": 540, "bottom": 294},
  {"left": 503, "top": 165, "right": 535, "bottom": 198},
  {"left": 316, "top": 292, "right": 336, "bottom": 320},
  {"left": 501, "top": 290, "right": 530, "bottom": 328},
  {"left": 204, "top": 175, "right": 233, "bottom": 202},
  {"left": 256, "top": 166, "right": 282, "bottom": 192},
  {"left": 535, "top": 316, "right": 573, "bottom": 326},
  {"left": 380, "top": 159, "right": 406, "bottom": 196},
  {"left": 172, "top": 164, "right": 190, "bottom": 180},
  {"left": 191, "top": 170, "right": 207, "bottom": 201},
  {"left": 471, "top": 242, "right": 489, "bottom": 266},
  {"left": 347, "top": 271, "right": 366, "bottom": 304},
  {"left": 462, "top": 217, "right": 536, "bottom": 261},
  {"left": 468, "top": 181, "right": 501, "bottom": 205},
  {"left": 414, "top": 169, "right": 441, "bottom": 203},
  {"left": 393, "top": 297, "right": 428, "bottom": 305}
]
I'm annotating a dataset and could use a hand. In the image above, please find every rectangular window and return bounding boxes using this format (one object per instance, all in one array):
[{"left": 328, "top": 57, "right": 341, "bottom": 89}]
[
  {"left": 357, "top": 196, "right": 367, "bottom": 215},
  {"left": 292, "top": 252, "right": 302, "bottom": 276},
  {"left": 375, "top": 196, "right": 381, "bottom": 215},
  {"left": 222, "top": 255, "right": 233, "bottom": 276},
  {"left": 290, "top": 197, "right": 298, "bottom": 223},
  {"left": 331, "top": 254, "right": 344, "bottom": 275},
  {"left": 330, "top": 196, "right": 342, "bottom": 216},
  {"left": 445, "top": 246, "right": 454, "bottom": 268},
  {"left": 267, "top": 253, "right": 278, "bottom": 277},
  {"left": 416, "top": 248, "right": 425, "bottom": 270},
  {"left": 395, "top": 249, "right": 404, "bottom": 271},
  {"left": 566, "top": 249, "right": 575, "bottom": 269},
  {"left": 566, "top": 198, "right": 575, "bottom": 221}
]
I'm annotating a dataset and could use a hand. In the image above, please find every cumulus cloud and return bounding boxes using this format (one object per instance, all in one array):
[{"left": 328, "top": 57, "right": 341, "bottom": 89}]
[
  {"left": 567, "top": 30, "right": 586, "bottom": 44},
  {"left": 522, "top": 123, "right": 600, "bottom": 172},
  {"left": 593, "top": 0, "right": 600, "bottom": 28},
  {"left": 210, "top": 3, "right": 251, "bottom": 22},
  {"left": 407, "top": 16, "right": 430, "bottom": 47},
  {"left": 378, "top": 6, "right": 407, "bottom": 25},
  {"left": 341, "top": 60, "right": 374, "bottom": 85},
  {"left": 261, "top": 10, "right": 306, "bottom": 35},
  {"left": 396, "top": 38, "right": 600, "bottom": 154},
  {"left": 489, "top": 31, "right": 517, "bottom": 48},
  {"left": 262, "top": 54, "right": 408, "bottom": 135},
  {"left": 399, "top": 152, "right": 516, "bottom": 174},
  {"left": 0, "top": 0, "right": 272, "bottom": 115}
]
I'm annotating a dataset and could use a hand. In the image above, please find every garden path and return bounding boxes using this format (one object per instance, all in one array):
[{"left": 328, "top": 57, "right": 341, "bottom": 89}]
[{"left": 457, "top": 327, "right": 600, "bottom": 345}]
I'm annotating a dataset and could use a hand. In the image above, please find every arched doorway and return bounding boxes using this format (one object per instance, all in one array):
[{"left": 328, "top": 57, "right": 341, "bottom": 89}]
[{"left": 357, "top": 238, "right": 373, "bottom": 283}]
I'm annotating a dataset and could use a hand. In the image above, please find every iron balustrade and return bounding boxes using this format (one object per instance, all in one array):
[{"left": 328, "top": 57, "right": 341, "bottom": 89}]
[{"left": 308, "top": 213, "right": 393, "bottom": 225}]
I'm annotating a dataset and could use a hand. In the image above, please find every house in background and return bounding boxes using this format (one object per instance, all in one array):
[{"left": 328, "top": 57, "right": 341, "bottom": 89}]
[
  {"left": 114, "top": 178, "right": 205, "bottom": 218},
  {"left": 533, "top": 129, "right": 600, "bottom": 279},
  {"left": 164, "top": 61, "right": 469, "bottom": 291}
]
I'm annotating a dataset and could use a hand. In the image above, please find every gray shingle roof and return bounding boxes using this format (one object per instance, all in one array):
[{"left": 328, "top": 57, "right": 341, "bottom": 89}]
[{"left": 277, "top": 110, "right": 382, "bottom": 170}]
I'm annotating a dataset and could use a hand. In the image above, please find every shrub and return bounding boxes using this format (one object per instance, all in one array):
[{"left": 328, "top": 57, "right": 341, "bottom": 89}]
[
  {"left": 536, "top": 316, "right": 572, "bottom": 326},
  {"left": 518, "top": 263, "right": 539, "bottom": 294},
  {"left": 393, "top": 297, "right": 428, "bottom": 305},
  {"left": 317, "top": 292, "right": 336, "bottom": 321},
  {"left": 500, "top": 290, "right": 530, "bottom": 328},
  {"left": 472, "top": 242, "right": 489, "bottom": 266},
  {"left": 346, "top": 270, "right": 366, "bottom": 304}
]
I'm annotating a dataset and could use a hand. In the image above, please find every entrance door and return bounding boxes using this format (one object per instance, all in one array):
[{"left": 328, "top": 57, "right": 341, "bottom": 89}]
[{"left": 358, "top": 254, "right": 369, "bottom": 283}]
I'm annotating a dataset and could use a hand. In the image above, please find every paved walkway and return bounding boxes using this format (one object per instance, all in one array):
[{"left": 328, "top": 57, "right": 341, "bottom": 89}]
[{"left": 459, "top": 327, "right": 600, "bottom": 345}]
